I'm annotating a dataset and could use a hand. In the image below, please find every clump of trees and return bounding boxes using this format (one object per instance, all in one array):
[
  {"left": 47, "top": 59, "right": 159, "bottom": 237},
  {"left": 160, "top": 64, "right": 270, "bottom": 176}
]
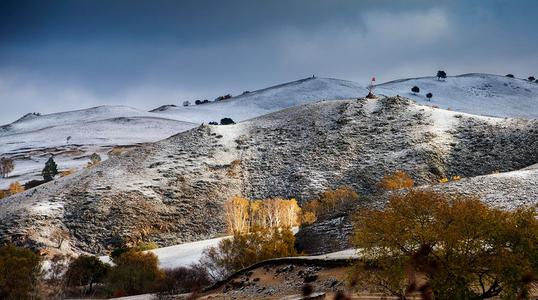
[
  {"left": 194, "top": 99, "right": 209, "bottom": 105},
  {"left": 65, "top": 255, "right": 110, "bottom": 297},
  {"left": 506, "top": 74, "right": 515, "bottom": 78},
  {"left": 436, "top": 70, "right": 447, "bottom": 80},
  {"left": 220, "top": 117, "right": 235, "bottom": 125},
  {"left": 0, "top": 244, "right": 42, "bottom": 299},
  {"left": 411, "top": 86, "right": 420, "bottom": 94},
  {"left": 351, "top": 189, "right": 538, "bottom": 299},
  {"left": 215, "top": 94, "right": 232, "bottom": 101},
  {"left": 200, "top": 227, "right": 298, "bottom": 280},
  {"left": 529, "top": 76, "right": 536, "bottom": 82},
  {"left": 156, "top": 264, "right": 211, "bottom": 297},
  {"left": 224, "top": 196, "right": 301, "bottom": 234},
  {"left": 106, "top": 250, "right": 164, "bottom": 296},
  {"left": 42, "top": 157, "right": 59, "bottom": 181},
  {"left": 301, "top": 187, "right": 359, "bottom": 223}
]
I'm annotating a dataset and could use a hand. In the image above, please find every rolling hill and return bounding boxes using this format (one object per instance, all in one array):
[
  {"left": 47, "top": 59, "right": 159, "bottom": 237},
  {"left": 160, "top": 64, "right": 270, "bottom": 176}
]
[
  {"left": 377, "top": 73, "right": 538, "bottom": 118},
  {"left": 1, "top": 96, "right": 536, "bottom": 257},
  {"left": 0, "top": 106, "right": 197, "bottom": 189}
]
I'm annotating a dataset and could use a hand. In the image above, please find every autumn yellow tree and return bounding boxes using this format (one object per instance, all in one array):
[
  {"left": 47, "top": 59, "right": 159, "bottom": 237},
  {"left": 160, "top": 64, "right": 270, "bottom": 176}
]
[
  {"left": 224, "top": 196, "right": 250, "bottom": 233},
  {"left": 280, "top": 198, "right": 301, "bottom": 228},
  {"left": 200, "top": 227, "right": 298, "bottom": 280},
  {"left": 8, "top": 181, "right": 24, "bottom": 196},
  {"left": 301, "top": 187, "right": 359, "bottom": 221},
  {"left": 352, "top": 190, "right": 538, "bottom": 299},
  {"left": 378, "top": 170, "right": 414, "bottom": 190}
]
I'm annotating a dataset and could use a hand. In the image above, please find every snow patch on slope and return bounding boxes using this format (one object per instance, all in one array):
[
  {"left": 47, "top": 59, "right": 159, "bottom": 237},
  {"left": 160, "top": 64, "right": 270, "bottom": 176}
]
[
  {"left": 152, "top": 77, "right": 367, "bottom": 123},
  {"left": 377, "top": 73, "right": 538, "bottom": 119}
]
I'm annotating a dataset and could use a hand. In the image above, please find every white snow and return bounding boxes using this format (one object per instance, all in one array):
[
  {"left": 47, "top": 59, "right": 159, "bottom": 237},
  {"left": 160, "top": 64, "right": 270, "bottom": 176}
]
[
  {"left": 152, "top": 77, "right": 367, "bottom": 123},
  {"left": 2, "top": 73, "right": 537, "bottom": 189},
  {"left": 99, "top": 236, "right": 227, "bottom": 269},
  {"left": 0, "top": 106, "right": 197, "bottom": 189},
  {"left": 377, "top": 73, "right": 538, "bottom": 119}
]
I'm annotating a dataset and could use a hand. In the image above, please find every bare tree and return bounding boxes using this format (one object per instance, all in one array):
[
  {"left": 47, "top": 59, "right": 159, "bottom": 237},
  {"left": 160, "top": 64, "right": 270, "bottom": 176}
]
[{"left": 0, "top": 157, "right": 14, "bottom": 178}]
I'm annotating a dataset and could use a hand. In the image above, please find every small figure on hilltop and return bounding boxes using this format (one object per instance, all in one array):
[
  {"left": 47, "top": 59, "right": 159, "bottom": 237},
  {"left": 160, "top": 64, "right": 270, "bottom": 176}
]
[{"left": 366, "top": 76, "right": 376, "bottom": 99}]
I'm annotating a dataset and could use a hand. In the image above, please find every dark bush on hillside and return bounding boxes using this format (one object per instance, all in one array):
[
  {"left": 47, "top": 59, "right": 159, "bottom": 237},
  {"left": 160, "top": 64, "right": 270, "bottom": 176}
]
[
  {"left": 436, "top": 70, "right": 447, "bottom": 80},
  {"left": 411, "top": 86, "right": 420, "bottom": 94},
  {"left": 529, "top": 76, "right": 536, "bottom": 81},
  {"left": 156, "top": 264, "right": 211, "bottom": 296},
  {"left": 208, "top": 121, "right": 218, "bottom": 125},
  {"left": 426, "top": 92, "right": 433, "bottom": 101},
  {"left": 24, "top": 179, "right": 47, "bottom": 190},
  {"left": 506, "top": 74, "right": 515, "bottom": 78},
  {"left": 220, "top": 117, "right": 235, "bottom": 125},
  {"left": 65, "top": 255, "right": 110, "bottom": 296},
  {"left": 0, "top": 245, "right": 41, "bottom": 299},
  {"left": 106, "top": 250, "right": 163, "bottom": 296},
  {"left": 194, "top": 100, "right": 202, "bottom": 105},
  {"left": 215, "top": 94, "right": 232, "bottom": 101},
  {"left": 242, "top": 91, "right": 250, "bottom": 95}
]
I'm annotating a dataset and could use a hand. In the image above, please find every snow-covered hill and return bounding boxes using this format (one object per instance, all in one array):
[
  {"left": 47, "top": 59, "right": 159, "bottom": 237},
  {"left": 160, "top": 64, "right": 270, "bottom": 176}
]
[
  {"left": 151, "top": 77, "right": 367, "bottom": 123},
  {"left": 0, "top": 105, "right": 197, "bottom": 189},
  {"left": 377, "top": 73, "right": 538, "bottom": 118},
  {"left": 1, "top": 96, "right": 536, "bottom": 257}
]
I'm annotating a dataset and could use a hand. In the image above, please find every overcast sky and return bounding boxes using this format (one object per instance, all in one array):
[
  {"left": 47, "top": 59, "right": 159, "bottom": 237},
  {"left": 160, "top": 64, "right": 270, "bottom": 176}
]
[{"left": 1, "top": 0, "right": 537, "bottom": 124}]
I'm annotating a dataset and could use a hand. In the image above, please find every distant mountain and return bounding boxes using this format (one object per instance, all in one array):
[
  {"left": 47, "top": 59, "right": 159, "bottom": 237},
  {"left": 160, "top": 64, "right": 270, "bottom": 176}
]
[
  {"left": 1, "top": 96, "right": 535, "bottom": 257},
  {"left": 377, "top": 73, "right": 538, "bottom": 118}
]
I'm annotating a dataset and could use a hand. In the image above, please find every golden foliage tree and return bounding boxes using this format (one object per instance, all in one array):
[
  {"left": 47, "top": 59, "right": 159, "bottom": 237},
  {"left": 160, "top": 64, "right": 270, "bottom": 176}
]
[
  {"left": 224, "top": 197, "right": 302, "bottom": 233},
  {"left": 8, "top": 181, "right": 24, "bottom": 196},
  {"left": 200, "top": 227, "right": 298, "bottom": 280},
  {"left": 352, "top": 190, "right": 538, "bottom": 299},
  {"left": 378, "top": 170, "right": 414, "bottom": 190},
  {"left": 224, "top": 196, "right": 250, "bottom": 234},
  {"left": 301, "top": 187, "right": 359, "bottom": 221}
]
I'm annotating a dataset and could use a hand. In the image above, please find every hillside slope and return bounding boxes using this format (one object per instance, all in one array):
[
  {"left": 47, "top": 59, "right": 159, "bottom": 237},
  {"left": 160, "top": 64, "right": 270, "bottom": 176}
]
[
  {"left": 151, "top": 77, "right": 367, "bottom": 123},
  {"left": 0, "top": 96, "right": 536, "bottom": 256},
  {"left": 0, "top": 106, "right": 197, "bottom": 189},
  {"left": 377, "top": 73, "right": 538, "bottom": 118}
]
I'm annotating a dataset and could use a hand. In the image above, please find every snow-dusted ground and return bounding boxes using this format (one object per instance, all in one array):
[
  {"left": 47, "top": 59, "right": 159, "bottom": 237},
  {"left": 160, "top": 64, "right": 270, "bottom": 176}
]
[
  {"left": 0, "top": 106, "right": 197, "bottom": 189},
  {"left": 99, "top": 236, "right": 227, "bottom": 269},
  {"left": 2, "top": 73, "right": 536, "bottom": 189},
  {"left": 151, "top": 77, "right": 367, "bottom": 123},
  {"left": 377, "top": 73, "right": 538, "bottom": 118}
]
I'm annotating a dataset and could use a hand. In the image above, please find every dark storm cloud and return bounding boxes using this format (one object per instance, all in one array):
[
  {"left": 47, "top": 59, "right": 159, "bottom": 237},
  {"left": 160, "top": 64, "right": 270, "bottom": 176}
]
[{"left": 0, "top": 0, "right": 537, "bottom": 124}]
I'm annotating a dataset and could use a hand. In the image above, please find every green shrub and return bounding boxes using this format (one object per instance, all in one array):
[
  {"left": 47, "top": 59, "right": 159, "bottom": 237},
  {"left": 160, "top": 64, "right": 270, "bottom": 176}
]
[{"left": 0, "top": 245, "right": 42, "bottom": 300}]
